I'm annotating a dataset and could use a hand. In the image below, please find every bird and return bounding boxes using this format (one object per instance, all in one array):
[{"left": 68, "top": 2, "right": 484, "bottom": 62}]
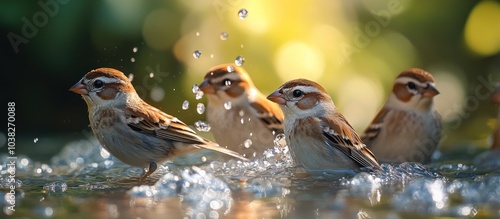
[
  {"left": 267, "top": 79, "right": 380, "bottom": 172},
  {"left": 198, "top": 63, "right": 284, "bottom": 158},
  {"left": 69, "top": 67, "right": 248, "bottom": 181},
  {"left": 360, "top": 68, "right": 442, "bottom": 164}
]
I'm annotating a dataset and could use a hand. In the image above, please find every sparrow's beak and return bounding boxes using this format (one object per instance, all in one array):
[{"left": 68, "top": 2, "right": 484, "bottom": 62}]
[
  {"left": 267, "top": 90, "right": 286, "bottom": 104},
  {"left": 422, "top": 84, "right": 439, "bottom": 98},
  {"left": 492, "top": 85, "right": 500, "bottom": 104},
  {"left": 69, "top": 81, "right": 89, "bottom": 95},
  {"left": 199, "top": 79, "right": 216, "bottom": 94}
]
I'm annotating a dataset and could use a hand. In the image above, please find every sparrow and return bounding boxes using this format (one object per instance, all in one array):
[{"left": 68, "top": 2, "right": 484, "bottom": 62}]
[
  {"left": 198, "top": 64, "right": 284, "bottom": 158},
  {"left": 267, "top": 79, "right": 380, "bottom": 172},
  {"left": 490, "top": 84, "right": 500, "bottom": 149},
  {"left": 69, "top": 68, "right": 248, "bottom": 180},
  {"left": 361, "top": 68, "right": 442, "bottom": 164}
]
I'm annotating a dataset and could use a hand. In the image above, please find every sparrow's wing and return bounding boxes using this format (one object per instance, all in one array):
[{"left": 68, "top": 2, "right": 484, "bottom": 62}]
[
  {"left": 360, "top": 107, "right": 391, "bottom": 143},
  {"left": 318, "top": 114, "right": 380, "bottom": 169},
  {"left": 125, "top": 103, "right": 248, "bottom": 161},
  {"left": 250, "top": 93, "right": 284, "bottom": 132}
]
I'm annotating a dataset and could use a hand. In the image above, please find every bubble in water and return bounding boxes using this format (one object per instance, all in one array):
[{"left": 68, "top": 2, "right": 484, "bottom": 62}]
[
  {"left": 132, "top": 47, "right": 138, "bottom": 53},
  {"left": 130, "top": 57, "right": 135, "bottom": 62},
  {"left": 193, "top": 50, "right": 202, "bottom": 59},
  {"left": 197, "top": 103, "right": 206, "bottom": 114},
  {"left": 224, "top": 101, "right": 232, "bottom": 110},
  {"left": 43, "top": 181, "right": 68, "bottom": 193},
  {"left": 235, "top": 56, "right": 245, "bottom": 66},
  {"left": 238, "top": 9, "right": 248, "bottom": 19},
  {"left": 182, "top": 100, "right": 190, "bottom": 110},
  {"left": 194, "top": 120, "right": 211, "bottom": 132},
  {"left": 195, "top": 90, "right": 204, "bottom": 100},
  {"left": 220, "top": 32, "right": 228, "bottom": 40},
  {"left": 34, "top": 138, "right": 38, "bottom": 143},
  {"left": 244, "top": 139, "right": 252, "bottom": 148}
]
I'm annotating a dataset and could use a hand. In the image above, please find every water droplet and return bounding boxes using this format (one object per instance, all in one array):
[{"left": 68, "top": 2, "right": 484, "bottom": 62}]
[
  {"left": 132, "top": 47, "right": 138, "bottom": 53},
  {"left": 195, "top": 120, "right": 211, "bottom": 132},
  {"left": 195, "top": 32, "right": 200, "bottom": 37},
  {"left": 238, "top": 9, "right": 248, "bottom": 19},
  {"left": 193, "top": 50, "right": 202, "bottom": 59},
  {"left": 128, "top": 74, "right": 134, "bottom": 81},
  {"left": 192, "top": 84, "right": 200, "bottom": 94},
  {"left": 34, "top": 138, "right": 38, "bottom": 143},
  {"left": 195, "top": 90, "right": 204, "bottom": 100},
  {"left": 240, "top": 118, "right": 245, "bottom": 124},
  {"left": 197, "top": 103, "right": 206, "bottom": 114},
  {"left": 149, "top": 72, "right": 154, "bottom": 78},
  {"left": 274, "top": 133, "right": 287, "bottom": 148},
  {"left": 220, "top": 32, "right": 228, "bottom": 40},
  {"left": 235, "top": 56, "right": 245, "bottom": 66},
  {"left": 244, "top": 139, "right": 252, "bottom": 148},
  {"left": 182, "top": 100, "right": 189, "bottom": 110},
  {"left": 210, "top": 54, "right": 214, "bottom": 59},
  {"left": 201, "top": 156, "right": 207, "bottom": 162},
  {"left": 224, "top": 101, "right": 232, "bottom": 110},
  {"left": 150, "top": 86, "right": 165, "bottom": 102},
  {"left": 239, "top": 110, "right": 245, "bottom": 117},
  {"left": 227, "top": 65, "right": 235, "bottom": 72},
  {"left": 130, "top": 57, "right": 135, "bottom": 62}
]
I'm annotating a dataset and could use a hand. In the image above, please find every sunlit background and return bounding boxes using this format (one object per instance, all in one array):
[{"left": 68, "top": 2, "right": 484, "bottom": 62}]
[{"left": 1, "top": 0, "right": 500, "bottom": 161}]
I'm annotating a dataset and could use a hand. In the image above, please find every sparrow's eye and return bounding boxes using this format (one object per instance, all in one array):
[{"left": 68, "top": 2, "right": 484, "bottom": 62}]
[
  {"left": 292, "top": 89, "right": 303, "bottom": 98},
  {"left": 222, "top": 79, "right": 232, "bottom": 87},
  {"left": 407, "top": 82, "right": 417, "bottom": 90},
  {"left": 93, "top": 80, "right": 104, "bottom": 88}
]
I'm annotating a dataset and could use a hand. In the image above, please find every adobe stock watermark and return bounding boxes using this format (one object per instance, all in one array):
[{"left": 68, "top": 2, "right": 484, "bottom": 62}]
[
  {"left": 7, "top": 0, "right": 70, "bottom": 54},
  {"left": 212, "top": 0, "right": 244, "bottom": 21},
  {"left": 339, "top": 0, "right": 408, "bottom": 64},
  {"left": 133, "top": 64, "right": 171, "bottom": 99},
  {"left": 395, "top": 74, "right": 496, "bottom": 163}
]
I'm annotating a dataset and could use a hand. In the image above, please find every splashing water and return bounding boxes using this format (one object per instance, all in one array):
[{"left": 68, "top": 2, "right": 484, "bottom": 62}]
[
  {"left": 130, "top": 57, "right": 135, "bottom": 62},
  {"left": 238, "top": 9, "right": 248, "bottom": 19},
  {"left": 34, "top": 138, "right": 38, "bottom": 143},
  {"left": 193, "top": 50, "right": 202, "bottom": 59},
  {"left": 132, "top": 47, "right": 138, "bottom": 53},
  {"left": 195, "top": 91, "right": 204, "bottom": 100},
  {"left": 194, "top": 120, "right": 211, "bottom": 132},
  {"left": 182, "top": 100, "right": 189, "bottom": 110},
  {"left": 197, "top": 103, "right": 206, "bottom": 114},
  {"left": 235, "top": 56, "right": 245, "bottom": 66},
  {"left": 220, "top": 32, "right": 228, "bottom": 40}
]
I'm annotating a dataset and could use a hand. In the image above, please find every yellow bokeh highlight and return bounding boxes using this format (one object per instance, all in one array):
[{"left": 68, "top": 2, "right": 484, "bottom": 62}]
[
  {"left": 336, "top": 75, "right": 384, "bottom": 131},
  {"left": 274, "top": 41, "right": 325, "bottom": 81},
  {"left": 464, "top": 1, "right": 500, "bottom": 56}
]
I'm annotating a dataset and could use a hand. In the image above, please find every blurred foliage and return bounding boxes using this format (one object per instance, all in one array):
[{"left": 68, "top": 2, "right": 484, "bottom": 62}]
[{"left": 1, "top": 0, "right": 500, "bottom": 159}]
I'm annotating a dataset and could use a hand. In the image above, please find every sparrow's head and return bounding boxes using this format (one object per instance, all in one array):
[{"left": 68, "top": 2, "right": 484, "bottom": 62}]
[
  {"left": 388, "top": 68, "right": 439, "bottom": 111},
  {"left": 70, "top": 68, "right": 136, "bottom": 108},
  {"left": 267, "top": 79, "right": 335, "bottom": 119},
  {"left": 199, "top": 64, "right": 255, "bottom": 104}
]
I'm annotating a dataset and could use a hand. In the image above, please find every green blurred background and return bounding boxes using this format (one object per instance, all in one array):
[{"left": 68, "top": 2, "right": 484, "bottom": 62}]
[{"left": 1, "top": 0, "right": 499, "bottom": 161}]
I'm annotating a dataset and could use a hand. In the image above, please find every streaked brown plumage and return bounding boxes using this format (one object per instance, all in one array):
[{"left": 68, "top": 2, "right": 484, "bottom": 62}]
[
  {"left": 267, "top": 79, "right": 380, "bottom": 172},
  {"left": 70, "top": 68, "right": 247, "bottom": 180},
  {"left": 199, "top": 64, "right": 283, "bottom": 158},
  {"left": 361, "top": 68, "right": 441, "bottom": 164}
]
